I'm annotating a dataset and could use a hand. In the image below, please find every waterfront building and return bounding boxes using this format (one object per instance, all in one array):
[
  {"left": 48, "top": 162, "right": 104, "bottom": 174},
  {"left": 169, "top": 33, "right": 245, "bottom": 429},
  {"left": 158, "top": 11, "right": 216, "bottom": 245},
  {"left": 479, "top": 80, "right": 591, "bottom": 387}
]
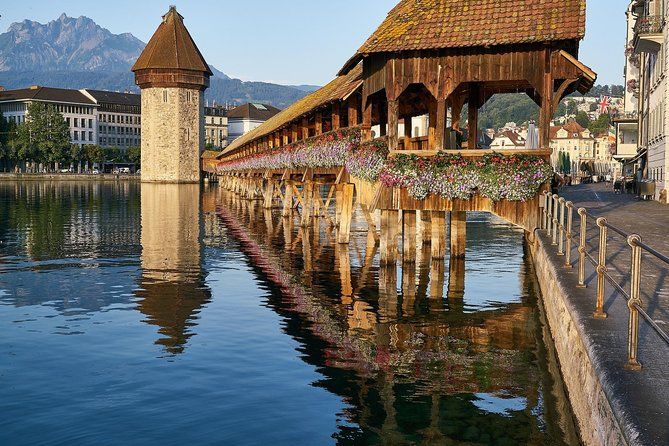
[
  {"left": 550, "top": 121, "right": 595, "bottom": 174},
  {"left": 489, "top": 130, "right": 526, "bottom": 150},
  {"left": 0, "top": 86, "right": 97, "bottom": 146},
  {"left": 227, "top": 103, "right": 280, "bottom": 141},
  {"left": 631, "top": 0, "right": 668, "bottom": 201},
  {"left": 204, "top": 105, "right": 229, "bottom": 149},
  {"left": 132, "top": 6, "right": 212, "bottom": 183},
  {"left": 82, "top": 90, "right": 141, "bottom": 149}
]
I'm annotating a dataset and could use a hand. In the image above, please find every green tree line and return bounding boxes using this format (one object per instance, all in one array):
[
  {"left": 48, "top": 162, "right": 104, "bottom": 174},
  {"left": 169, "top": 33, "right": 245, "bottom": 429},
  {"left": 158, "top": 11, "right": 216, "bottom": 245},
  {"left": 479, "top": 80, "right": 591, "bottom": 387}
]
[{"left": 0, "top": 102, "right": 140, "bottom": 171}]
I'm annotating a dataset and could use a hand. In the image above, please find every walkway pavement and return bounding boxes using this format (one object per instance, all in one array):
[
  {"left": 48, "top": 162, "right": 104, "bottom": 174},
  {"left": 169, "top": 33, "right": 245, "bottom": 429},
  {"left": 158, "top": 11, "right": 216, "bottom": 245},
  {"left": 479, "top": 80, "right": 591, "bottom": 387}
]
[{"left": 543, "top": 183, "right": 669, "bottom": 445}]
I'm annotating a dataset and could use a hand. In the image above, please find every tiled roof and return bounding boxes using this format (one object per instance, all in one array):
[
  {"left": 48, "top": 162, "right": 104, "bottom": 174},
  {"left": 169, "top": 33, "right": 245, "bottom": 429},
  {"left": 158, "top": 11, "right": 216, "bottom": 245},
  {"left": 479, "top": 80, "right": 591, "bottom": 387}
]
[
  {"left": 550, "top": 121, "right": 590, "bottom": 140},
  {"left": 357, "top": 0, "right": 585, "bottom": 54},
  {"left": 221, "top": 63, "right": 363, "bottom": 156},
  {"left": 84, "top": 89, "right": 140, "bottom": 106},
  {"left": 227, "top": 103, "right": 281, "bottom": 121},
  {"left": 132, "top": 6, "right": 212, "bottom": 75},
  {"left": 0, "top": 86, "right": 95, "bottom": 105}
]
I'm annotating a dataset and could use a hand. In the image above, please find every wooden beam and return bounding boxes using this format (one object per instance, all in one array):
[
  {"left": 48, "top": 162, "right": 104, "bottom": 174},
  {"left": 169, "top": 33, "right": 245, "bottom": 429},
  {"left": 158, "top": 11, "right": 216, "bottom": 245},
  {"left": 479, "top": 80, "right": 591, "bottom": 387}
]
[
  {"left": 431, "top": 211, "right": 446, "bottom": 259},
  {"left": 380, "top": 210, "right": 399, "bottom": 266},
  {"left": 348, "top": 96, "right": 359, "bottom": 126},
  {"left": 450, "top": 211, "right": 466, "bottom": 258},
  {"left": 315, "top": 112, "right": 323, "bottom": 135},
  {"left": 435, "top": 98, "right": 446, "bottom": 151},
  {"left": 402, "top": 210, "right": 417, "bottom": 263},
  {"left": 403, "top": 116, "right": 412, "bottom": 150},
  {"left": 362, "top": 98, "right": 372, "bottom": 141},
  {"left": 467, "top": 84, "right": 479, "bottom": 150},
  {"left": 338, "top": 183, "right": 355, "bottom": 244},
  {"left": 388, "top": 99, "right": 399, "bottom": 151},
  {"left": 332, "top": 103, "right": 341, "bottom": 130}
]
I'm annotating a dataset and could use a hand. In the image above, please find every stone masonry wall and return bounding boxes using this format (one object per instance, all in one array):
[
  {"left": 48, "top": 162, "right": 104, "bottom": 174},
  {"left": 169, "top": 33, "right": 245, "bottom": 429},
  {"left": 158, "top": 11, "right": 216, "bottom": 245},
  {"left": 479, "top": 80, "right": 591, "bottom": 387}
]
[
  {"left": 530, "top": 235, "right": 629, "bottom": 446},
  {"left": 141, "top": 87, "right": 204, "bottom": 183}
]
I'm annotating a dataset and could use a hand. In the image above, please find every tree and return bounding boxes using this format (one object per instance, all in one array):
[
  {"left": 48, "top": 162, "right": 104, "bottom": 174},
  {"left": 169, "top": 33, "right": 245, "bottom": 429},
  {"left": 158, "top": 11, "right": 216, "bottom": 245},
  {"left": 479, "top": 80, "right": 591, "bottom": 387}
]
[
  {"left": 588, "top": 114, "right": 611, "bottom": 136},
  {"left": 575, "top": 111, "right": 591, "bottom": 129},
  {"left": 84, "top": 145, "right": 105, "bottom": 165},
  {"left": 127, "top": 146, "right": 141, "bottom": 166},
  {"left": 11, "top": 102, "right": 70, "bottom": 168}
]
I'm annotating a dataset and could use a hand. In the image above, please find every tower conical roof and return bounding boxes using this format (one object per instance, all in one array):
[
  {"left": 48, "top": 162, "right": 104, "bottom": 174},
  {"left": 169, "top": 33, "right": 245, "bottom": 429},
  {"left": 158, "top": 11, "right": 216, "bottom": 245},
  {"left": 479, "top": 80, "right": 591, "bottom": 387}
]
[{"left": 132, "top": 6, "right": 212, "bottom": 75}]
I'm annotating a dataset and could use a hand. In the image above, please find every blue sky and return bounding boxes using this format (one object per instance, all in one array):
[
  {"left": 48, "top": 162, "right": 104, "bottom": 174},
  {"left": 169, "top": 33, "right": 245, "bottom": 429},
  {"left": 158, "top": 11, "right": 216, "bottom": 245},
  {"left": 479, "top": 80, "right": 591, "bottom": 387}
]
[{"left": 1, "top": 0, "right": 628, "bottom": 86}]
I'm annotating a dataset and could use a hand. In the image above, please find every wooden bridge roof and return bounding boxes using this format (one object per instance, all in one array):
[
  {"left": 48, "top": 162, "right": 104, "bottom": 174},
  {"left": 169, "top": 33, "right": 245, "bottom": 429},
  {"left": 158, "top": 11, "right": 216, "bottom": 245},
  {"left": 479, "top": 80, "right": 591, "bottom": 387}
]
[
  {"left": 340, "top": 0, "right": 586, "bottom": 74},
  {"left": 132, "top": 6, "right": 212, "bottom": 75},
  {"left": 219, "top": 63, "right": 363, "bottom": 157}
]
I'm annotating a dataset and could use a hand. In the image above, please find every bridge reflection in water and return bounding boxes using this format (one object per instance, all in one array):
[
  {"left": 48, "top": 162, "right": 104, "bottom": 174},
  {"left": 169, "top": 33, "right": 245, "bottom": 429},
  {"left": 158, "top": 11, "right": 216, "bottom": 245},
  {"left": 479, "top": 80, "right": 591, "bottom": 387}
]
[
  {"left": 204, "top": 186, "right": 579, "bottom": 445},
  {"left": 0, "top": 182, "right": 578, "bottom": 444}
]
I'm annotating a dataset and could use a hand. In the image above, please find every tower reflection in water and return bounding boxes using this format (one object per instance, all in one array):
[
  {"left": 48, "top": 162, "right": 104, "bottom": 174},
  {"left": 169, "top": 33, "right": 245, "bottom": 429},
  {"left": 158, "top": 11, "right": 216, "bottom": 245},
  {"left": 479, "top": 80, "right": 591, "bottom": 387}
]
[
  {"left": 136, "top": 184, "right": 211, "bottom": 355},
  {"left": 214, "top": 192, "right": 579, "bottom": 445}
]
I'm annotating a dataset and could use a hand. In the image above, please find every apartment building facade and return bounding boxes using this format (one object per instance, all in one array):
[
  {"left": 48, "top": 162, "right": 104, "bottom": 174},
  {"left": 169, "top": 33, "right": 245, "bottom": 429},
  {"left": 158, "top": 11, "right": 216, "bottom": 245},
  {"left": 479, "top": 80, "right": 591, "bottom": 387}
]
[
  {"left": 82, "top": 89, "right": 141, "bottom": 149},
  {"left": 632, "top": 0, "right": 669, "bottom": 201},
  {"left": 204, "top": 105, "right": 229, "bottom": 149}
]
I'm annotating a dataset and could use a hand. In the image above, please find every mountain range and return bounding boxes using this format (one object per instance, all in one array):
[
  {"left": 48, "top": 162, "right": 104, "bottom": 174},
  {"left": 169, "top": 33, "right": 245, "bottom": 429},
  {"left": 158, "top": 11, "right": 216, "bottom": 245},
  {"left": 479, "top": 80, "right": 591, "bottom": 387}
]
[{"left": 0, "top": 14, "right": 313, "bottom": 108}]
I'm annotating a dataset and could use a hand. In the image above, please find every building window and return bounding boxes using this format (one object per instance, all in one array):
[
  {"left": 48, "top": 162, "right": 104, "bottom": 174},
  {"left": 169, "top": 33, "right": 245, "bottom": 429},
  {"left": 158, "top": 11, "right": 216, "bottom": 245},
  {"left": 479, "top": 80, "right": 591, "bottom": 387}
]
[
  {"left": 163, "top": 90, "right": 168, "bottom": 103},
  {"left": 187, "top": 91, "right": 192, "bottom": 102},
  {"left": 73, "top": 131, "right": 79, "bottom": 141},
  {"left": 74, "top": 118, "right": 78, "bottom": 128},
  {"left": 89, "top": 131, "right": 93, "bottom": 142}
]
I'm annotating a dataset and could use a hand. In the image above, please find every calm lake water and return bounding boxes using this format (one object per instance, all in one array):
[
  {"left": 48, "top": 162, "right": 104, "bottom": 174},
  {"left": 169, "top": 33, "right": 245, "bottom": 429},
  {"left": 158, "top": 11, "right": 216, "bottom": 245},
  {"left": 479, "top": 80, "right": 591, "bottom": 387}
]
[{"left": 0, "top": 181, "right": 579, "bottom": 445}]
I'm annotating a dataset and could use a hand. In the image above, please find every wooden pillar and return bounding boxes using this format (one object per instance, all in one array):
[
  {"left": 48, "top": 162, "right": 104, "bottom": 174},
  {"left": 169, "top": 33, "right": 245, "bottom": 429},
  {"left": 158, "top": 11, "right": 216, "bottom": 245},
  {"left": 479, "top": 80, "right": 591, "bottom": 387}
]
[
  {"left": 388, "top": 99, "right": 399, "bottom": 151},
  {"left": 315, "top": 112, "right": 323, "bottom": 135},
  {"left": 301, "top": 118, "right": 309, "bottom": 140},
  {"left": 337, "top": 244, "right": 353, "bottom": 298},
  {"left": 282, "top": 181, "right": 294, "bottom": 218},
  {"left": 450, "top": 211, "right": 467, "bottom": 258},
  {"left": 282, "top": 128, "right": 289, "bottom": 146},
  {"left": 431, "top": 211, "right": 447, "bottom": 259},
  {"left": 337, "top": 183, "right": 354, "bottom": 244},
  {"left": 429, "top": 259, "right": 445, "bottom": 300},
  {"left": 332, "top": 103, "right": 341, "bottom": 130},
  {"left": 403, "top": 116, "right": 412, "bottom": 150},
  {"left": 380, "top": 210, "right": 399, "bottom": 266},
  {"left": 428, "top": 99, "right": 437, "bottom": 149},
  {"left": 420, "top": 210, "right": 431, "bottom": 244},
  {"left": 348, "top": 96, "right": 359, "bottom": 126},
  {"left": 434, "top": 98, "right": 446, "bottom": 151},
  {"left": 263, "top": 179, "right": 274, "bottom": 209},
  {"left": 467, "top": 84, "right": 479, "bottom": 150},
  {"left": 291, "top": 124, "right": 298, "bottom": 143},
  {"left": 401, "top": 261, "right": 417, "bottom": 309},
  {"left": 301, "top": 227, "right": 312, "bottom": 272},
  {"left": 539, "top": 49, "right": 554, "bottom": 149},
  {"left": 300, "top": 182, "right": 314, "bottom": 227},
  {"left": 362, "top": 97, "right": 372, "bottom": 141},
  {"left": 447, "top": 256, "right": 465, "bottom": 300},
  {"left": 402, "top": 210, "right": 417, "bottom": 263}
]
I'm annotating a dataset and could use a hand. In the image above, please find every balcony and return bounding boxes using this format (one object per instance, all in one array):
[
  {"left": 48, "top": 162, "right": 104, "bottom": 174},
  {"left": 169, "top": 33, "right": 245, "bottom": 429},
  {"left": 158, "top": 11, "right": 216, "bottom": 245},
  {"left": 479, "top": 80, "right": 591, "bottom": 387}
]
[{"left": 634, "top": 15, "right": 665, "bottom": 54}]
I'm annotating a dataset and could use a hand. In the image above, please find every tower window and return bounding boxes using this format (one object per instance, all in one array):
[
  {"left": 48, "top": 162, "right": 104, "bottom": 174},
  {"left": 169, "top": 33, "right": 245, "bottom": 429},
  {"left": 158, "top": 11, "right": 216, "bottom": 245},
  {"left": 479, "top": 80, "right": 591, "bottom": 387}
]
[
  {"left": 187, "top": 91, "right": 192, "bottom": 102},
  {"left": 163, "top": 90, "right": 168, "bottom": 103}
]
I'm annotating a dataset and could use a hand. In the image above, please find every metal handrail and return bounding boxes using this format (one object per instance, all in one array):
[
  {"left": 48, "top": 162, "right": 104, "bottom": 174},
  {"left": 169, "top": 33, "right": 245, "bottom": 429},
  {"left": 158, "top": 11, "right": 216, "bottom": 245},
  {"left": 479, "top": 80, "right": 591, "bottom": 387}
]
[{"left": 541, "top": 191, "right": 669, "bottom": 371}]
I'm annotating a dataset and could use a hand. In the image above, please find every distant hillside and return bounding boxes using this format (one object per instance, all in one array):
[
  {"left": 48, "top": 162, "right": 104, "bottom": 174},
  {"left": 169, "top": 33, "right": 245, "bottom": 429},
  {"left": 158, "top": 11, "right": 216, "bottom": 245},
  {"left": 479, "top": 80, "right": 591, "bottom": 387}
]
[{"left": 0, "top": 14, "right": 312, "bottom": 109}]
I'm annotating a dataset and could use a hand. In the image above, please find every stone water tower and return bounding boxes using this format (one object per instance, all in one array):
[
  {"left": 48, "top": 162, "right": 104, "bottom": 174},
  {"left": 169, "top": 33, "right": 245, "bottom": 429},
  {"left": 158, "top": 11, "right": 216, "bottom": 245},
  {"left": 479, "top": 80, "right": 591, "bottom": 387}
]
[{"left": 132, "top": 6, "right": 212, "bottom": 183}]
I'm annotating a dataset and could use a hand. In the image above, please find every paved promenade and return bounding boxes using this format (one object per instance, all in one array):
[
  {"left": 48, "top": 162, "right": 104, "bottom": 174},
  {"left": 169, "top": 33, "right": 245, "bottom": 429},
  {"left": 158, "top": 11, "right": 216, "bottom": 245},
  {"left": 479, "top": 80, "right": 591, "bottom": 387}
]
[{"left": 543, "top": 183, "right": 669, "bottom": 445}]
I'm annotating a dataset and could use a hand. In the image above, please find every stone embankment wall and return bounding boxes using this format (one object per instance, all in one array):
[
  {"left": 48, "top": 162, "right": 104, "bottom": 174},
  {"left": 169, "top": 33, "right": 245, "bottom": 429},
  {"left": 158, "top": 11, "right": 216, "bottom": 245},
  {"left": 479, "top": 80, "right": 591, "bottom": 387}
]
[{"left": 530, "top": 234, "right": 629, "bottom": 446}]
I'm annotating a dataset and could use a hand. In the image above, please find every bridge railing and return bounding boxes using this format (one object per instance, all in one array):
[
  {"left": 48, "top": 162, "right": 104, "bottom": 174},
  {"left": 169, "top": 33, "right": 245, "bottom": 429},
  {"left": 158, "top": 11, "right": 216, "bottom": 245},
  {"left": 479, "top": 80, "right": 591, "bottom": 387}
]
[{"left": 541, "top": 191, "right": 669, "bottom": 371}]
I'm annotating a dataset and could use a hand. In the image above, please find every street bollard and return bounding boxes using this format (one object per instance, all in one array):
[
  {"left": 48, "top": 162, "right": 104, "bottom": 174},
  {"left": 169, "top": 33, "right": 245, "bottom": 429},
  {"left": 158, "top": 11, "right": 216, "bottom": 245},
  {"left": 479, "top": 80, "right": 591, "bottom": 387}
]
[
  {"left": 552, "top": 195, "right": 559, "bottom": 246},
  {"left": 558, "top": 197, "right": 566, "bottom": 256}
]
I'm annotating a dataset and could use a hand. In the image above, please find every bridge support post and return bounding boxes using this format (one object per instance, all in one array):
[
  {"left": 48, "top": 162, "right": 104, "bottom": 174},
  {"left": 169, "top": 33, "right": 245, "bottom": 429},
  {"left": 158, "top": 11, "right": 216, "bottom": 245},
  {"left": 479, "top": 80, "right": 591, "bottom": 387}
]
[
  {"left": 282, "top": 182, "right": 294, "bottom": 218},
  {"left": 402, "top": 210, "right": 417, "bottom": 263},
  {"left": 263, "top": 180, "right": 275, "bottom": 209},
  {"left": 450, "top": 211, "right": 467, "bottom": 258},
  {"left": 448, "top": 256, "right": 466, "bottom": 300},
  {"left": 337, "top": 183, "right": 355, "bottom": 244},
  {"left": 380, "top": 209, "right": 399, "bottom": 266},
  {"left": 431, "top": 211, "right": 447, "bottom": 259},
  {"left": 300, "top": 182, "right": 314, "bottom": 227},
  {"left": 420, "top": 211, "right": 431, "bottom": 244},
  {"left": 429, "top": 259, "right": 445, "bottom": 299}
]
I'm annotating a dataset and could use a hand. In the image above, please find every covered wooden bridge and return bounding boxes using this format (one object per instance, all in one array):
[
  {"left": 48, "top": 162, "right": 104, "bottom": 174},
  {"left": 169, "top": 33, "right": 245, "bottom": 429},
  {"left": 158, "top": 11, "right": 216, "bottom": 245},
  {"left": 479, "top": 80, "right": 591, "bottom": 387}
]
[{"left": 214, "top": 0, "right": 596, "bottom": 265}]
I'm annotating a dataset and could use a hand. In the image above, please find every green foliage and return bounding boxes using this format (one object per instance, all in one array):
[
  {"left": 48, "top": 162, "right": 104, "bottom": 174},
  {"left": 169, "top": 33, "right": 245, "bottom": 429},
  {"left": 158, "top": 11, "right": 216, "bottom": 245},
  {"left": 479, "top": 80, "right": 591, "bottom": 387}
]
[
  {"left": 127, "top": 146, "right": 141, "bottom": 165},
  {"left": 588, "top": 114, "right": 611, "bottom": 136},
  {"left": 84, "top": 145, "right": 105, "bottom": 164},
  {"left": 205, "top": 142, "right": 215, "bottom": 151},
  {"left": 575, "top": 111, "right": 591, "bottom": 129},
  {"left": 478, "top": 94, "right": 539, "bottom": 130},
  {"left": 11, "top": 102, "right": 70, "bottom": 165}
]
